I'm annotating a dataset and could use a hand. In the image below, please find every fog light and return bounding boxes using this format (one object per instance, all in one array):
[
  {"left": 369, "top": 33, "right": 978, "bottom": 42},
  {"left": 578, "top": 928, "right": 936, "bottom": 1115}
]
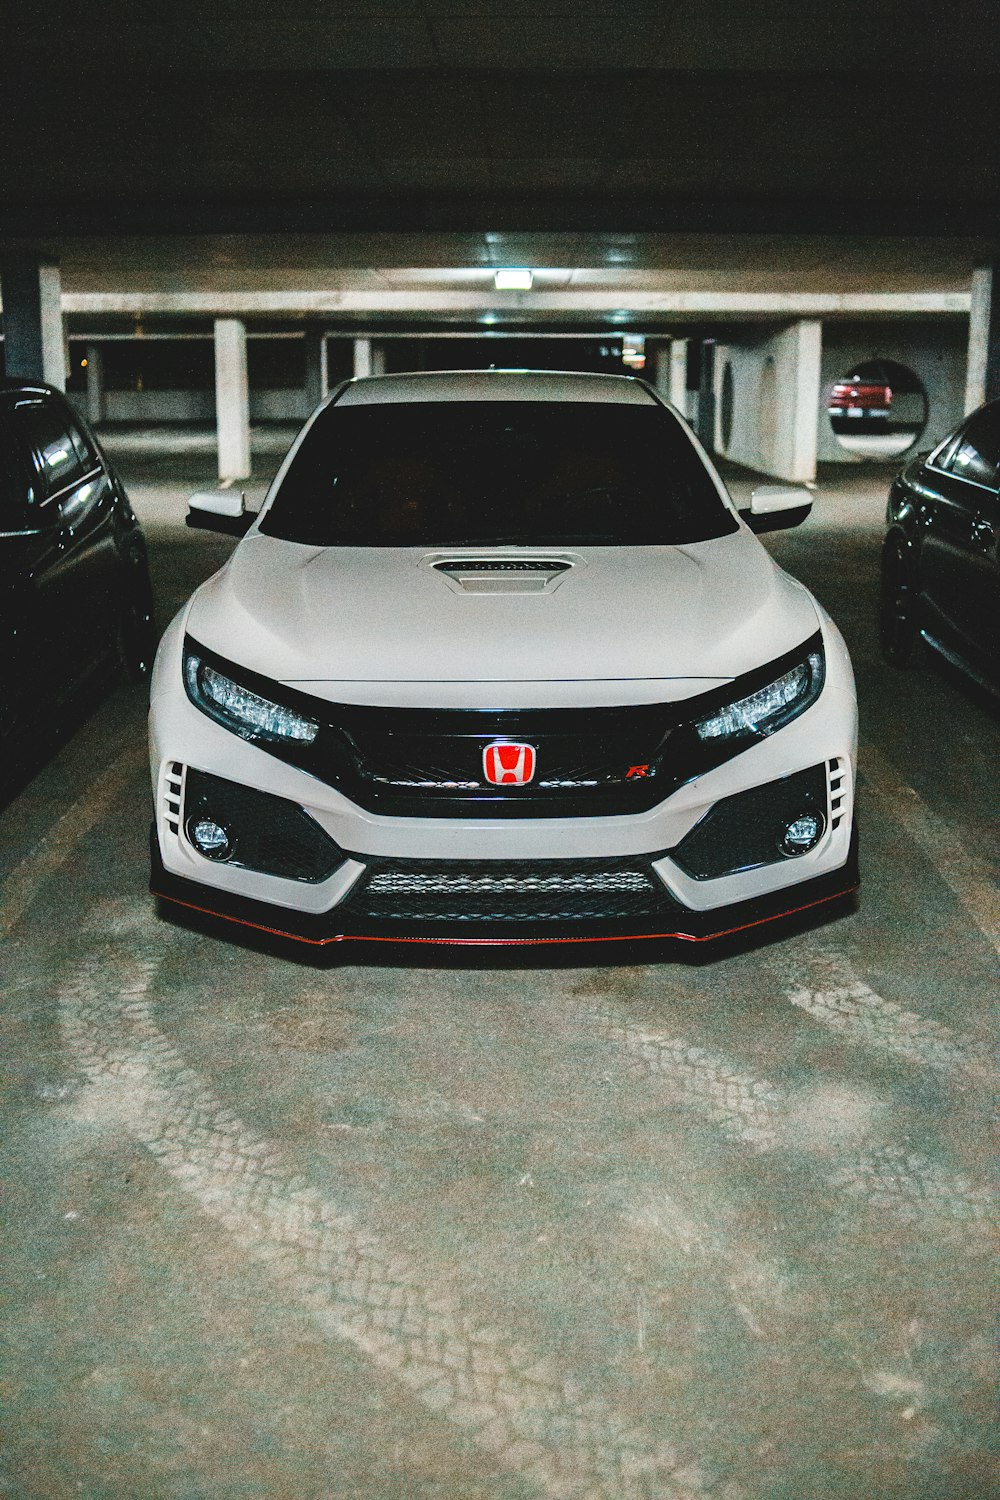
[
  {"left": 779, "top": 811, "right": 825, "bottom": 857},
  {"left": 187, "top": 815, "right": 232, "bottom": 860}
]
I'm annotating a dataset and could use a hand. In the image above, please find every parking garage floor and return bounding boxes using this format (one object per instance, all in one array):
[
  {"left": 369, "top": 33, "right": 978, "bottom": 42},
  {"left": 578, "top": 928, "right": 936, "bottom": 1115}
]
[{"left": 1, "top": 450, "right": 996, "bottom": 1500}]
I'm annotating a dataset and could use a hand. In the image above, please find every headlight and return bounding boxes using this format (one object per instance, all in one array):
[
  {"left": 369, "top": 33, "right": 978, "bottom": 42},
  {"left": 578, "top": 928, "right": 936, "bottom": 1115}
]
[
  {"left": 183, "top": 651, "right": 319, "bottom": 744},
  {"left": 695, "top": 647, "right": 824, "bottom": 742}
]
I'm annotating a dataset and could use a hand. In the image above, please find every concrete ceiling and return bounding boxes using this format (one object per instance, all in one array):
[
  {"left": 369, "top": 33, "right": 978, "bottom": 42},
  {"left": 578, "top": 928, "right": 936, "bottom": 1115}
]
[{"left": 4, "top": 2, "right": 999, "bottom": 240}]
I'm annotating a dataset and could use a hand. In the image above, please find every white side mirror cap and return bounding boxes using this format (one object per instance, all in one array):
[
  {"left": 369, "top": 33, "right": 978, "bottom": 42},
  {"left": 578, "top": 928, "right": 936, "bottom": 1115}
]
[
  {"left": 749, "top": 485, "right": 813, "bottom": 515},
  {"left": 189, "top": 489, "right": 246, "bottom": 519}
]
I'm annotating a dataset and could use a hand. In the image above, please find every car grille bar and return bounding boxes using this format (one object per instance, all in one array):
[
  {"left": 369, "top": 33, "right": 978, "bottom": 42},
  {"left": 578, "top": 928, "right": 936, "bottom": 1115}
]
[{"left": 344, "top": 856, "right": 668, "bottom": 922}]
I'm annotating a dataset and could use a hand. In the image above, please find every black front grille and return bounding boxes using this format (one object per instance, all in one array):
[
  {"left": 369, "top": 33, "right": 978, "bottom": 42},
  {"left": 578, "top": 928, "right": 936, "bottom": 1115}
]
[
  {"left": 335, "top": 703, "right": 678, "bottom": 816},
  {"left": 342, "top": 855, "right": 669, "bottom": 923}
]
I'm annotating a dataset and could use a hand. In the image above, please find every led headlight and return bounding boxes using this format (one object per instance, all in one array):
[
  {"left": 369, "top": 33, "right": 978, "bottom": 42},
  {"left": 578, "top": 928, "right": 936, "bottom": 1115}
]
[
  {"left": 695, "top": 647, "right": 824, "bottom": 743},
  {"left": 183, "top": 652, "right": 319, "bottom": 744}
]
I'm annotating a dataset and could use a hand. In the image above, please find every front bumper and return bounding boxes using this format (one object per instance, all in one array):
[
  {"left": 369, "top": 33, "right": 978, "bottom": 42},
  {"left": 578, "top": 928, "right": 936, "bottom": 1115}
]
[
  {"left": 149, "top": 607, "right": 858, "bottom": 948},
  {"left": 151, "top": 821, "right": 858, "bottom": 949}
]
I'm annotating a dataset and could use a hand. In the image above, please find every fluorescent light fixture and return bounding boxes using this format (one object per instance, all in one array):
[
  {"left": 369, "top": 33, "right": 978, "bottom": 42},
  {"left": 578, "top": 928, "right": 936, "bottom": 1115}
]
[{"left": 494, "top": 269, "right": 533, "bottom": 290}]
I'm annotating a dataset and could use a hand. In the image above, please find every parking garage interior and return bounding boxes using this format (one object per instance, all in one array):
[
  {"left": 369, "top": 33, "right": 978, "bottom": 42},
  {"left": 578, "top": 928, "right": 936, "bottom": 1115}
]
[{"left": 1, "top": 7, "right": 998, "bottom": 1498}]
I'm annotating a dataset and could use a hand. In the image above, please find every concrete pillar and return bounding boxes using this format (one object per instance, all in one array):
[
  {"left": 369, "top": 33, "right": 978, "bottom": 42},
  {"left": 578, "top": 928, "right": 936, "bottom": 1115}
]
[
  {"left": 0, "top": 257, "right": 65, "bottom": 387},
  {"left": 648, "top": 342, "right": 671, "bottom": 398},
  {"left": 84, "top": 343, "right": 104, "bottom": 425},
  {"left": 353, "top": 337, "right": 373, "bottom": 378},
  {"left": 965, "top": 265, "right": 999, "bottom": 412},
  {"left": 786, "top": 320, "right": 823, "bottom": 483},
  {"left": 353, "top": 337, "right": 385, "bottom": 378},
  {"left": 707, "top": 320, "right": 821, "bottom": 483},
  {"left": 696, "top": 341, "right": 716, "bottom": 448},
  {"left": 304, "top": 326, "right": 328, "bottom": 411},
  {"left": 669, "top": 339, "right": 690, "bottom": 415},
  {"left": 214, "top": 318, "right": 251, "bottom": 481}
]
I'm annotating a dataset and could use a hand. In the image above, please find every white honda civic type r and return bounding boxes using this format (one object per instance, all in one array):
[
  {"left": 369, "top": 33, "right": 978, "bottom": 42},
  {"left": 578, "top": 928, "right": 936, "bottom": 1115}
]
[{"left": 149, "top": 370, "right": 858, "bottom": 952}]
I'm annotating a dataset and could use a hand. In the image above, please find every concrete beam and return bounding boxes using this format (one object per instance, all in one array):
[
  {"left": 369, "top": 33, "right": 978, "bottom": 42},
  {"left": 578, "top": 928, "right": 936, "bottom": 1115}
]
[
  {"left": 58, "top": 290, "right": 971, "bottom": 320},
  {"left": 214, "top": 318, "right": 250, "bottom": 481},
  {"left": 1, "top": 257, "right": 66, "bottom": 387}
]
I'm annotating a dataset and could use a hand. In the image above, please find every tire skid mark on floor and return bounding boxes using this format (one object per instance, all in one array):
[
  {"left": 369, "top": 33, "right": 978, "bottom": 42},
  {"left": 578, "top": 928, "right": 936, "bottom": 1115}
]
[
  {"left": 778, "top": 946, "right": 996, "bottom": 1082},
  {"left": 59, "top": 937, "right": 712, "bottom": 1500},
  {"left": 859, "top": 739, "right": 1000, "bottom": 955},
  {"left": 589, "top": 1008, "right": 781, "bottom": 1149},
  {"left": 584, "top": 1004, "right": 993, "bottom": 1246},
  {"left": 827, "top": 1146, "right": 994, "bottom": 1231},
  {"left": 0, "top": 747, "right": 143, "bottom": 941}
]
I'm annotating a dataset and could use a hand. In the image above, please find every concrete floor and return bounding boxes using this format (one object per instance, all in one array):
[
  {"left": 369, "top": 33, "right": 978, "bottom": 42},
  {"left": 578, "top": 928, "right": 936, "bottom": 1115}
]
[{"left": 1, "top": 446, "right": 997, "bottom": 1500}]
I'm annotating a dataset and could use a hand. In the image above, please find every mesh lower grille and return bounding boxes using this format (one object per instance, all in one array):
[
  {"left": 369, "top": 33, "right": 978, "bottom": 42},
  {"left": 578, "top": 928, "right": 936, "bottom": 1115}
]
[
  {"left": 345, "top": 858, "right": 667, "bottom": 923},
  {"left": 671, "top": 764, "right": 828, "bottom": 880},
  {"left": 183, "top": 769, "right": 344, "bottom": 884}
]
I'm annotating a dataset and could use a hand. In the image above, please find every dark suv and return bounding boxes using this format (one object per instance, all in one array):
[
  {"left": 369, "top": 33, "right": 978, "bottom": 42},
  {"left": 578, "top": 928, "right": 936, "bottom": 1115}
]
[
  {"left": 1, "top": 380, "right": 154, "bottom": 772},
  {"left": 879, "top": 397, "right": 999, "bottom": 696}
]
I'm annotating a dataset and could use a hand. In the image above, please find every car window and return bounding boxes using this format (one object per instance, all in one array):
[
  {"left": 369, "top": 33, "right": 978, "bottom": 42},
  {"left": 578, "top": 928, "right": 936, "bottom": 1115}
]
[
  {"left": 12, "top": 399, "right": 86, "bottom": 496},
  {"left": 927, "top": 428, "right": 963, "bottom": 473},
  {"left": 67, "top": 415, "right": 99, "bottom": 472},
  {"left": 260, "top": 400, "right": 739, "bottom": 548},
  {"left": 947, "top": 404, "right": 1000, "bottom": 489}
]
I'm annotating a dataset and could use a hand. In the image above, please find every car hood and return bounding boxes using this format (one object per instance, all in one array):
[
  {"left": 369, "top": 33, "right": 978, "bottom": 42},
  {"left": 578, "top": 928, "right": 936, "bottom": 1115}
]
[{"left": 186, "top": 531, "right": 819, "bottom": 699}]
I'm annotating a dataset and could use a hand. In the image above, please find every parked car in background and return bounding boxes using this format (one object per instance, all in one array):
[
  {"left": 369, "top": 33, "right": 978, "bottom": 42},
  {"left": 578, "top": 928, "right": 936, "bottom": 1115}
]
[
  {"left": 1, "top": 380, "right": 155, "bottom": 780},
  {"left": 880, "top": 397, "right": 1000, "bottom": 695},
  {"left": 150, "top": 369, "right": 858, "bottom": 953}
]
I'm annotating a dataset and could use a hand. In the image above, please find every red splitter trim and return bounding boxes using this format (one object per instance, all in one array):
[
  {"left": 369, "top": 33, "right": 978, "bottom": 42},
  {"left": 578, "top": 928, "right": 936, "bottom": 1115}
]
[{"left": 152, "top": 883, "right": 858, "bottom": 949}]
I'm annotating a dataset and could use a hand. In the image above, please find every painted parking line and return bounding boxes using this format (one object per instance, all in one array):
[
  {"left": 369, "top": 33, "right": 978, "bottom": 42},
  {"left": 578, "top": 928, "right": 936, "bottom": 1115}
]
[
  {"left": 859, "top": 739, "right": 1000, "bottom": 956},
  {"left": 0, "top": 747, "right": 144, "bottom": 942},
  {"left": 780, "top": 947, "right": 996, "bottom": 1082},
  {"left": 59, "top": 928, "right": 710, "bottom": 1500}
]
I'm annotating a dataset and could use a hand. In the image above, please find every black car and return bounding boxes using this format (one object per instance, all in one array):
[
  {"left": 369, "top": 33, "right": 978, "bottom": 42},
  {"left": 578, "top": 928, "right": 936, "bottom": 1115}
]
[
  {"left": 879, "top": 398, "right": 999, "bottom": 695},
  {"left": 1, "top": 380, "right": 155, "bottom": 770}
]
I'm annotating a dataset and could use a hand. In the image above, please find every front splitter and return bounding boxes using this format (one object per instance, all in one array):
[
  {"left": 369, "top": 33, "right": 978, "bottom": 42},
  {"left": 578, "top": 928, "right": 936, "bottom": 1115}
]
[{"left": 151, "top": 828, "right": 859, "bottom": 950}]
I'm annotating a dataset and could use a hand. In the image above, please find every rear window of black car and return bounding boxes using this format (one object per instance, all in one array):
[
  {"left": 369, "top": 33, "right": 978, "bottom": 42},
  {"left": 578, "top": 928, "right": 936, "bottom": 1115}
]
[{"left": 259, "top": 400, "right": 738, "bottom": 547}]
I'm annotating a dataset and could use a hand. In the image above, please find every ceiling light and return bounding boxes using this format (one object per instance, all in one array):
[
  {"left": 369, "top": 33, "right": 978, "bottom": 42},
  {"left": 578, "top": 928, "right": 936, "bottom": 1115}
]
[{"left": 494, "top": 269, "right": 533, "bottom": 290}]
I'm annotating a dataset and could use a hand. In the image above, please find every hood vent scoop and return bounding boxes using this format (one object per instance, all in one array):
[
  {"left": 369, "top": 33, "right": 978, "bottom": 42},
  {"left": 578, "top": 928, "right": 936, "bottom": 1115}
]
[{"left": 429, "top": 556, "right": 576, "bottom": 595}]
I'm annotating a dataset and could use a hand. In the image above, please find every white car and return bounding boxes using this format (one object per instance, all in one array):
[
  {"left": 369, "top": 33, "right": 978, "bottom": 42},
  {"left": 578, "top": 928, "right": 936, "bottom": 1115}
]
[{"left": 149, "top": 370, "right": 858, "bottom": 952}]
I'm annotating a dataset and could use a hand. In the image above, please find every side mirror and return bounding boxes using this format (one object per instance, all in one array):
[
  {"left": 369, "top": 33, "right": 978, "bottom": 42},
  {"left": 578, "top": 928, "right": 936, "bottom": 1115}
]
[
  {"left": 739, "top": 485, "right": 813, "bottom": 534},
  {"left": 186, "top": 489, "right": 255, "bottom": 538}
]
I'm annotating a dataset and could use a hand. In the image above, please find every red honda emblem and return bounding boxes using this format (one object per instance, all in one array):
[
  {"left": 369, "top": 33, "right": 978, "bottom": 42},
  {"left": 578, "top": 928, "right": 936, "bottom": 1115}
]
[{"left": 483, "top": 742, "right": 536, "bottom": 786}]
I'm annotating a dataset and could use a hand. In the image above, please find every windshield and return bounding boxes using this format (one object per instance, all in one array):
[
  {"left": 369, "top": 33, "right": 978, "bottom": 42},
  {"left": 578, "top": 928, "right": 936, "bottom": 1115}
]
[{"left": 259, "top": 399, "right": 738, "bottom": 547}]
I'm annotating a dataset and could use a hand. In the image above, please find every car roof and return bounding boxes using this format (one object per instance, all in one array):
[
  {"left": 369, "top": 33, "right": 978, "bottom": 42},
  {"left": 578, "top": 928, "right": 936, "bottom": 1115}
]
[
  {"left": 335, "top": 369, "right": 660, "bottom": 406},
  {"left": 0, "top": 379, "right": 68, "bottom": 415}
]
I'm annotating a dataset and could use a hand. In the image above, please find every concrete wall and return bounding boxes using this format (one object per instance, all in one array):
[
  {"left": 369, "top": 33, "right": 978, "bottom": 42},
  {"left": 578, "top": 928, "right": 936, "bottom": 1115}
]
[
  {"left": 712, "top": 321, "right": 822, "bottom": 482},
  {"left": 818, "top": 320, "right": 967, "bottom": 462},
  {"left": 100, "top": 389, "right": 309, "bottom": 422}
]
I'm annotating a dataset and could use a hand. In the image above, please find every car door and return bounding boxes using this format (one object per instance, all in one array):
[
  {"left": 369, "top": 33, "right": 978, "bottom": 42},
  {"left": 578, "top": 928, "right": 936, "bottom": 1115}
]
[
  {"left": 11, "top": 393, "right": 121, "bottom": 693},
  {"left": 919, "top": 406, "right": 1000, "bottom": 666},
  {"left": 0, "top": 403, "right": 67, "bottom": 727}
]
